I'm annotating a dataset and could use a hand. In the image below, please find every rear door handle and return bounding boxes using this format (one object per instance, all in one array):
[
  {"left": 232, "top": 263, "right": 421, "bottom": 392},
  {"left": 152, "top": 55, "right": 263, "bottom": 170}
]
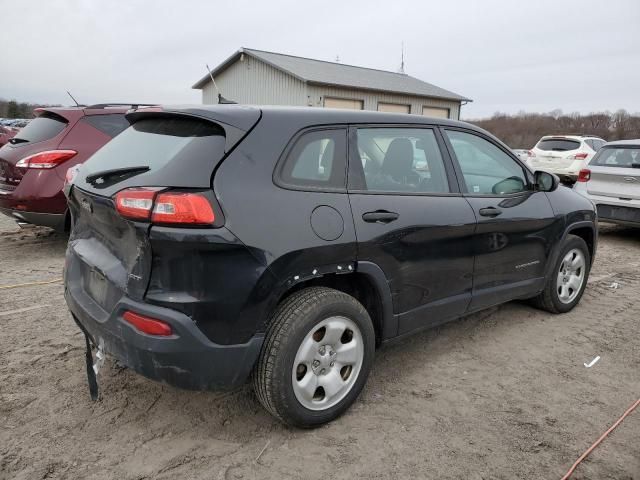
[
  {"left": 478, "top": 207, "right": 502, "bottom": 217},
  {"left": 362, "top": 210, "right": 400, "bottom": 223}
]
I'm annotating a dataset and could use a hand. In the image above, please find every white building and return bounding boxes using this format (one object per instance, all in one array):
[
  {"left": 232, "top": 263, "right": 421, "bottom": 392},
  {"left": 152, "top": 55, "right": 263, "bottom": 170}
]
[{"left": 192, "top": 48, "right": 471, "bottom": 119}]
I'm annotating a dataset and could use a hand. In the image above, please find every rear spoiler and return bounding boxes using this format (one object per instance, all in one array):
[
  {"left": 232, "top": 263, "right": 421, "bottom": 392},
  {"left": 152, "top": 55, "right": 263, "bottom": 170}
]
[{"left": 125, "top": 108, "right": 261, "bottom": 154}]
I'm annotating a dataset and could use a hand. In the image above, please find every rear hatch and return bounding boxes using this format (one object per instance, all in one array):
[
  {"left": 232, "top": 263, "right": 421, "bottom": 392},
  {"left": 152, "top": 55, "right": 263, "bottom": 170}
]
[
  {"left": 587, "top": 146, "right": 640, "bottom": 201},
  {"left": 66, "top": 109, "right": 260, "bottom": 312},
  {"left": 532, "top": 137, "right": 582, "bottom": 169},
  {"left": 0, "top": 110, "right": 74, "bottom": 191}
]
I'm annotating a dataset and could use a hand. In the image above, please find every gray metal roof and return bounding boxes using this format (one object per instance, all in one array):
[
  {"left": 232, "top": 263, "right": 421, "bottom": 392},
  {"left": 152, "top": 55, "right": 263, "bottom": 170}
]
[{"left": 193, "top": 48, "right": 471, "bottom": 102}]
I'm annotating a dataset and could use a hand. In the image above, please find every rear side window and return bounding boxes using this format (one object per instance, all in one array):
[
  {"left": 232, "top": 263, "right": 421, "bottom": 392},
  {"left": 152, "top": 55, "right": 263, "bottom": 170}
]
[
  {"left": 82, "top": 114, "right": 129, "bottom": 138},
  {"left": 278, "top": 129, "right": 347, "bottom": 190},
  {"left": 11, "top": 112, "right": 67, "bottom": 144},
  {"left": 590, "top": 147, "right": 640, "bottom": 168},
  {"left": 536, "top": 138, "right": 580, "bottom": 151}
]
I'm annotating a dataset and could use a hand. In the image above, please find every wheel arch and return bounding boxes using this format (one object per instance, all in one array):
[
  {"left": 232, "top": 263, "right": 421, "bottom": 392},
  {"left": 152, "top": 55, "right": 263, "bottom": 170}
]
[
  {"left": 267, "top": 261, "right": 396, "bottom": 346},
  {"left": 545, "top": 220, "right": 597, "bottom": 280}
]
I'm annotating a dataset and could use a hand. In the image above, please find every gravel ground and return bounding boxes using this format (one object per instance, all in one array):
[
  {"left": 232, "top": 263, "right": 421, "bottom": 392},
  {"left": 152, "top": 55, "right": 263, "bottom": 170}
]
[{"left": 0, "top": 214, "right": 638, "bottom": 480}]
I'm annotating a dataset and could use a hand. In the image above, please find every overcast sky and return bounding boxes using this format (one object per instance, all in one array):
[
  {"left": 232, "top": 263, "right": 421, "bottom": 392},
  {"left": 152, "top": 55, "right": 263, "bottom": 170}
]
[{"left": 1, "top": 0, "right": 639, "bottom": 118}]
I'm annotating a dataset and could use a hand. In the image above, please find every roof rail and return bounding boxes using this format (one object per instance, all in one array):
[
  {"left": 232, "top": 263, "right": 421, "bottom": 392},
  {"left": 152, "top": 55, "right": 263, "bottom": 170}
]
[{"left": 85, "top": 103, "right": 159, "bottom": 109}]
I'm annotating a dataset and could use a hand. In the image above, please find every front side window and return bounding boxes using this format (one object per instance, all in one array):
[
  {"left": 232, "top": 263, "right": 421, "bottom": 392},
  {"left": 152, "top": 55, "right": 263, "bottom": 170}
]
[
  {"left": 353, "top": 127, "right": 450, "bottom": 194},
  {"left": 279, "top": 129, "right": 347, "bottom": 190},
  {"left": 445, "top": 130, "right": 528, "bottom": 195}
]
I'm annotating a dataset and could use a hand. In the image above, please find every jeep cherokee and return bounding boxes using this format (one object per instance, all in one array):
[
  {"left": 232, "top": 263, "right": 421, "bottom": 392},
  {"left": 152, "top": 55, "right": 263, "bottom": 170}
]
[{"left": 64, "top": 105, "right": 597, "bottom": 427}]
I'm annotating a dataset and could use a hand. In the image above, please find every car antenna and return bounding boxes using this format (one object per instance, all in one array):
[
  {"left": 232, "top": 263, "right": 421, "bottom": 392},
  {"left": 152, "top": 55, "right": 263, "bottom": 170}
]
[
  {"left": 67, "top": 90, "right": 81, "bottom": 107},
  {"left": 205, "top": 64, "right": 237, "bottom": 105}
]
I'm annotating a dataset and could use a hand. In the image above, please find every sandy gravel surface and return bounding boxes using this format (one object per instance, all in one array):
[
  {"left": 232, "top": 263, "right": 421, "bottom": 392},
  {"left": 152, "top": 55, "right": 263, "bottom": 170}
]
[{"left": 0, "top": 214, "right": 638, "bottom": 479}]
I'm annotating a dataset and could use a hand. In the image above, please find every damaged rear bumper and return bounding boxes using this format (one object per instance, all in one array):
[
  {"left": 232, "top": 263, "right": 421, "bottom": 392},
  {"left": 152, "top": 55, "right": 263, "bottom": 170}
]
[{"left": 65, "top": 283, "right": 264, "bottom": 391}]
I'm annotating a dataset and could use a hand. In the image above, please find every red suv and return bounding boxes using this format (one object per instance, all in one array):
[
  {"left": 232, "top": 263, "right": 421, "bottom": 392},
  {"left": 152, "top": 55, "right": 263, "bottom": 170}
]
[{"left": 0, "top": 104, "right": 140, "bottom": 231}]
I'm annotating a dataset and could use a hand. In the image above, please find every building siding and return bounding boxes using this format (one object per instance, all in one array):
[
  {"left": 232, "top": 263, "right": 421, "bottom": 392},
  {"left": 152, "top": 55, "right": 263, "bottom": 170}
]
[
  {"left": 202, "top": 56, "right": 306, "bottom": 106},
  {"left": 201, "top": 57, "right": 462, "bottom": 119}
]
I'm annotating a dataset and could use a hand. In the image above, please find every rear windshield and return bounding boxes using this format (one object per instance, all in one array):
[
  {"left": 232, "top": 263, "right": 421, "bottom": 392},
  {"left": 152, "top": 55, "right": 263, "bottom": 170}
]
[
  {"left": 536, "top": 138, "right": 580, "bottom": 152},
  {"left": 77, "top": 116, "right": 226, "bottom": 193},
  {"left": 10, "top": 112, "right": 67, "bottom": 144},
  {"left": 590, "top": 147, "right": 640, "bottom": 168}
]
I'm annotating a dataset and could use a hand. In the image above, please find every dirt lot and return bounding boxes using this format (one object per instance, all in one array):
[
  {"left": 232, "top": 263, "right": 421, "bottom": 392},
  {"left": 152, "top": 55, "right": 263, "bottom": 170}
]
[{"left": 0, "top": 214, "right": 638, "bottom": 480}]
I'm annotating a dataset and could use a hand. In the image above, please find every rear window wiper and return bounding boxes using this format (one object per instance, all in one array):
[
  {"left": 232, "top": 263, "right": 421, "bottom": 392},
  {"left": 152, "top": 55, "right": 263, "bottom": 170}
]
[
  {"left": 86, "top": 166, "right": 150, "bottom": 185},
  {"left": 8, "top": 138, "right": 29, "bottom": 144}
]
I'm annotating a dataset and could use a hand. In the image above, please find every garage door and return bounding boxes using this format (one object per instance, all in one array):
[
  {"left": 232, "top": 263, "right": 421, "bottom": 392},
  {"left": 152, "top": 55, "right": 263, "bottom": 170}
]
[
  {"left": 422, "top": 107, "right": 450, "bottom": 118},
  {"left": 324, "top": 97, "right": 364, "bottom": 110},
  {"left": 378, "top": 102, "right": 410, "bottom": 114}
]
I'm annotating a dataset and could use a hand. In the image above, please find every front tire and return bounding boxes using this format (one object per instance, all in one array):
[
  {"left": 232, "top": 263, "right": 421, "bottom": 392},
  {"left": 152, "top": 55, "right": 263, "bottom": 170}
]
[
  {"left": 253, "top": 287, "right": 375, "bottom": 427},
  {"left": 531, "top": 234, "right": 591, "bottom": 313}
]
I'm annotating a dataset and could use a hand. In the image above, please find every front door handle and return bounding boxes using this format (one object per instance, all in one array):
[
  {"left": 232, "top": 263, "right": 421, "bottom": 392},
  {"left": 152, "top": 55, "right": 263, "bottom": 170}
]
[
  {"left": 478, "top": 207, "right": 502, "bottom": 217},
  {"left": 362, "top": 210, "right": 400, "bottom": 223}
]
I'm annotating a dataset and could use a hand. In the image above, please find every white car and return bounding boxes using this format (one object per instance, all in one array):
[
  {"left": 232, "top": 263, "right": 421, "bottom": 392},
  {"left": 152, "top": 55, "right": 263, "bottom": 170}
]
[
  {"left": 574, "top": 139, "right": 640, "bottom": 227},
  {"left": 528, "top": 135, "right": 606, "bottom": 182},
  {"left": 512, "top": 149, "right": 529, "bottom": 163}
]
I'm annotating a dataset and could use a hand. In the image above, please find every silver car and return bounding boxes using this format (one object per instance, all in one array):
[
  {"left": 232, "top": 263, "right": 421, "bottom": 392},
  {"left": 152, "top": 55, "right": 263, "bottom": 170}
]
[{"left": 574, "top": 139, "right": 640, "bottom": 227}]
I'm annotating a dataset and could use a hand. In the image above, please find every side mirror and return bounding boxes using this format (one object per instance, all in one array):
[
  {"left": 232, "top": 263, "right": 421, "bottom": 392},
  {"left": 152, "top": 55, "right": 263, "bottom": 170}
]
[{"left": 534, "top": 170, "right": 559, "bottom": 192}]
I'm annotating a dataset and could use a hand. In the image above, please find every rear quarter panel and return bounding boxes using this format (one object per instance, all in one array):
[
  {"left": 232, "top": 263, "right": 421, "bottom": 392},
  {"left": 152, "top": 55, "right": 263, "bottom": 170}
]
[{"left": 214, "top": 110, "right": 358, "bottom": 334}]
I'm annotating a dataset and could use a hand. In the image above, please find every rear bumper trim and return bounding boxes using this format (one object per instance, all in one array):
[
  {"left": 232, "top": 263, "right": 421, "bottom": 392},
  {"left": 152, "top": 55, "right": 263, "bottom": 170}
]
[
  {"left": 0, "top": 206, "right": 66, "bottom": 231},
  {"left": 596, "top": 204, "right": 640, "bottom": 227},
  {"left": 65, "top": 284, "right": 264, "bottom": 391}
]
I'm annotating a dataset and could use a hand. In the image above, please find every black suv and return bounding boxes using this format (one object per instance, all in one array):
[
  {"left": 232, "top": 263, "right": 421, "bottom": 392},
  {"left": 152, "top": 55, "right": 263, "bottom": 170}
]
[{"left": 64, "top": 106, "right": 597, "bottom": 427}]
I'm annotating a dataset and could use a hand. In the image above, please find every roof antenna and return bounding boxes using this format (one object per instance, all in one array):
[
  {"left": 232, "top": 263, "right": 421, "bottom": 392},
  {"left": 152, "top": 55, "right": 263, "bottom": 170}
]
[
  {"left": 398, "top": 42, "right": 405, "bottom": 74},
  {"left": 335, "top": 55, "right": 340, "bottom": 62},
  {"left": 205, "top": 64, "right": 236, "bottom": 105},
  {"left": 67, "top": 90, "right": 80, "bottom": 107}
]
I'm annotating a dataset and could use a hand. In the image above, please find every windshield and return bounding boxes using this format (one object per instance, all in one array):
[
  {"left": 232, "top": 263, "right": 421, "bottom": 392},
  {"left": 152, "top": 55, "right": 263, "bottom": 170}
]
[
  {"left": 10, "top": 112, "right": 67, "bottom": 144},
  {"left": 536, "top": 138, "right": 580, "bottom": 152},
  {"left": 590, "top": 147, "right": 640, "bottom": 168}
]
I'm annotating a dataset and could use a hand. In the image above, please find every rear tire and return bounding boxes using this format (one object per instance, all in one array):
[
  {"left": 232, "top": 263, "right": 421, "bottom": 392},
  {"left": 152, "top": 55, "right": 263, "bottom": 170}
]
[
  {"left": 253, "top": 287, "right": 375, "bottom": 428},
  {"left": 531, "top": 234, "right": 591, "bottom": 313}
]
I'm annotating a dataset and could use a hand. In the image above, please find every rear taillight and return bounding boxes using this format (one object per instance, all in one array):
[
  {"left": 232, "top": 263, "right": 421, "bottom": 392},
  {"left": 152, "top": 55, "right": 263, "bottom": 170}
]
[
  {"left": 123, "top": 311, "right": 173, "bottom": 336},
  {"left": 528, "top": 150, "right": 536, "bottom": 157},
  {"left": 569, "top": 152, "right": 589, "bottom": 160},
  {"left": 114, "top": 187, "right": 161, "bottom": 220},
  {"left": 16, "top": 150, "right": 77, "bottom": 169},
  {"left": 151, "top": 192, "right": 215, "bottom": 224},
  {"left": 113, "top": 187, "right": 216, "bottom": 225},
  {"left": 577, "top": 169, "right": 591, "bottom": 182}
]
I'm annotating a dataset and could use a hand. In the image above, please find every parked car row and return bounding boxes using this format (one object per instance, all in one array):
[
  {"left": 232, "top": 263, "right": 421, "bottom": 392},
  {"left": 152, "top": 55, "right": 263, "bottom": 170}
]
[
  {"left": 527, "top": 134, "right": 606, "bottom": 182},
  {"left": 0, "top": 118, "right": 30, "bottom": 128},
  {"left": 0, "top": 104, "right": 133, "bottom": 230}
]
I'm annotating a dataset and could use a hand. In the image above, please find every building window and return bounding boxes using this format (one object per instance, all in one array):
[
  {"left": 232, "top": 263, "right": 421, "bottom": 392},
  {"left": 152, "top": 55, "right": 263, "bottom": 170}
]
[
  {"left": 422, "top": 106, "right": 450, "bottom": 119},
  {"left": 323, "top": 97, "right": 364, "bottom": 110},
  {"left": 377, "top": 103, "right": 410, "bottom": 114}
]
